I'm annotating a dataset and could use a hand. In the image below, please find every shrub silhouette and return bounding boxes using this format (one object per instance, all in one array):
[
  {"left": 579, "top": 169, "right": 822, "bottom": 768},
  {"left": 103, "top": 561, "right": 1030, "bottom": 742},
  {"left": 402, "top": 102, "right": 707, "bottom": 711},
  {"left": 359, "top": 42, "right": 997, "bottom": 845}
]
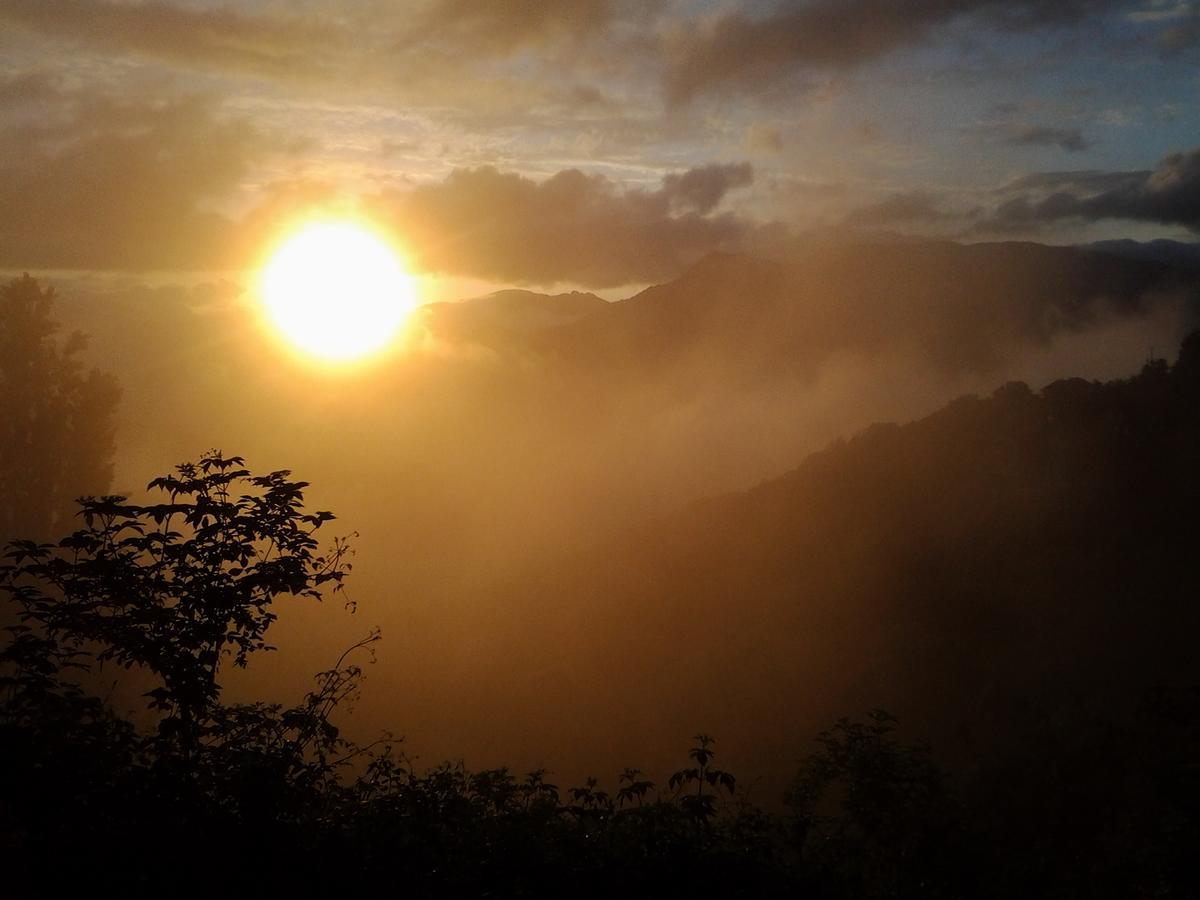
[{"left": 669, "top": 732, "right": 737, "bottom": 819}]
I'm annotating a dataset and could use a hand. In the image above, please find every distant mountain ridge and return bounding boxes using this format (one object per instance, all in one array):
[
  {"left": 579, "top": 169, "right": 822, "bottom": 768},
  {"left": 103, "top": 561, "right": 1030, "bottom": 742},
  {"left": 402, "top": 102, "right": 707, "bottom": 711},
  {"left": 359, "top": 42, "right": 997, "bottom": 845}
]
[
  {"left": 569, "top": 240, "right": 1200, "bottom": 377},
  {"left": 407, "top": 238, "right": 1200, "bottom": 379},
  {"left": 414, "top": 239, "right": 1200, "bottom": 387},
  {"left": 1083, "top": 238, "right": 1200, "bottom": 269}
]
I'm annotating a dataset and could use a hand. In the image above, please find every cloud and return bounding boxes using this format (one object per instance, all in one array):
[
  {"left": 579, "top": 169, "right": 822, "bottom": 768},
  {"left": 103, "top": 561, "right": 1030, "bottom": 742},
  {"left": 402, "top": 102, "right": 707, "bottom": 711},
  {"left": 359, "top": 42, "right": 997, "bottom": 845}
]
[
  {"left": 1004, "top": 124, "right": 1090, "bottom": 152},
  {"left": 396, "top": 0, "right": 625, "bottom": 56},
  {"left": 0, "top": 0, "right": 341, "bottom": 82},
  {"left": 744, "top": 122, "right": 785, "bottom": 154},
  {"left": 389, "top": 164, "right": 758, "bottom": 286},
  {"left": 0, "top": 78, "right": 266, "bottom": 270},
  {"left": 1128, "top": 0, "right": 1200, "bottom": 54},
  {"left": 659, "top": 162, "right": 753, "bottom": 214},
  {"left": 663, "top": 0, "right": 1123, "bottom": 102},
  {"left": 964, "top": 118, "right": 1092, "bottom": 153},
  {"left": 843, "top": 191, "right": 954, "bottom": 227},
  {"left": 979, "top": 146, "right": 1200, "bottom": 232},
  {"left": 999, "top": 168, "right": 1143, "bottom": 194},
  {"left": 0, "top": 68, "right": 758, "bottom": 283},
  {"left": 0, "top": 0, "right": 657, "bottom": 117},
  {"left": 0, "top": 71, "right": 60, "bottom": 107},
  {"left": 1157, "top": 14, "right": 1200, "bottom": 53}
]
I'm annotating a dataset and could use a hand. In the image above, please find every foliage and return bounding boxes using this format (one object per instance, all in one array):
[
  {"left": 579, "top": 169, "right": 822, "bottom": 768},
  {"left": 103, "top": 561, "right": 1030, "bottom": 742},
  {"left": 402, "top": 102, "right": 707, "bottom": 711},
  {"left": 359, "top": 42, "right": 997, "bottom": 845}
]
[
  {"left": 0, "top": 274, "right": 120, "bottom": 541},
  {"left": 787, "top": 710, "right": 961, "bottom": 897},
  {"left": 334, "top": 739, "right": 787, "bottom": 899},
  {"left": 669, "top": 732, "right": 737, "bottom": 819},
  {"left": 0, "top": 445, "right": 791, "bottom": 892},
  {"left": 616, "top": 766, "right": 655, "bottom": 807},
  {"left": 1, "top": 450, "right": 353, "bottom": 757},
  {"left": 4, "top": 418, "right": 1200, "bottom": 896}
]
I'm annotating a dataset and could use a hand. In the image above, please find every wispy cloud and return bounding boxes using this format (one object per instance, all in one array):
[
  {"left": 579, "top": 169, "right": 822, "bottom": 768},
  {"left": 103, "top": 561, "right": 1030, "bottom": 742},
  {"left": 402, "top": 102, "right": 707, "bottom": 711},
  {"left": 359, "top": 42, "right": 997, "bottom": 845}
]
[
  {"left": 0, "top": 0, "right": 343, "bottom": 81},
  {"left": 1003, "top": 124, "right": 1091, "bottom": 152}
]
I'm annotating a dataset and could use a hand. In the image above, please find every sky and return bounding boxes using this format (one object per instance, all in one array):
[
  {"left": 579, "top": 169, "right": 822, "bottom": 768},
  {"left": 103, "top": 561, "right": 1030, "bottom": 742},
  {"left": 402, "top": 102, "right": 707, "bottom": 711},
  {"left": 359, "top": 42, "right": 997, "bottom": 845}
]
[{"left": 0, "top": 0, "right": 1198, "bottom": 298}]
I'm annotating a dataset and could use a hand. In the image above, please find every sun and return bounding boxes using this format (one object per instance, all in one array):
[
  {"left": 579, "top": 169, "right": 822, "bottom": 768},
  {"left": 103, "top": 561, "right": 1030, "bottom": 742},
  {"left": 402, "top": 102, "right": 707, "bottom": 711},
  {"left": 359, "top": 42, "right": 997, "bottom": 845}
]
[{"left": 259, "top": 221, "right": 416, "bottom": 361}]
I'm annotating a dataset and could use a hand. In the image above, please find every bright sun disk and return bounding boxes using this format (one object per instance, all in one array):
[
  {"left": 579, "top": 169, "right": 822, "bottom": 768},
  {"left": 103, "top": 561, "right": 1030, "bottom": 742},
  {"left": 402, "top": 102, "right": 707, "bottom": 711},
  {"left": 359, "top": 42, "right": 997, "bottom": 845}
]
[{"left": 260, "top": 221, "right": 415, "bottom": 361}]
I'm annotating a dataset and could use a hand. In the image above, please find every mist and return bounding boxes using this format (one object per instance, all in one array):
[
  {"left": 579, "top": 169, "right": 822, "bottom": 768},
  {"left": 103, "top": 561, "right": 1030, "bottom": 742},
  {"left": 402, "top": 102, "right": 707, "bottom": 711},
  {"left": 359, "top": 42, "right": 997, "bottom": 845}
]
[{"left": 20, "top": 235, "right": 1192, "bottom": 790}]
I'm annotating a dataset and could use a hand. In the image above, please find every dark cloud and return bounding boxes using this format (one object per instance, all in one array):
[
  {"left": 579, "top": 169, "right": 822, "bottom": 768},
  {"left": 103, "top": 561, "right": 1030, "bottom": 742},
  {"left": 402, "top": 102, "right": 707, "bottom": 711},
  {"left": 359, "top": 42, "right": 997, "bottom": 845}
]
[
  {"left": 0, "top": 71, "right": 60, "bottom": 107},
  {"left": 989, "top": 100, "right": 1025, "bottom": 117},
  {"left": 843, "top": 191, "right": 952, "bottom": 227},
  {"left": 381, "top": 1, "right": 666, "bottom": 115},
  {"left": 1159, "top": 21, "right": 1200, "bottom": 53},
  {"left": 967, "top": 118, "right": 1091, "bottom": 153},
  {"left": 390, "top": 164, "right": 757, "bottom": 286},
  {"left": 1155, "top": 7, "right": 1200, "bottom": 55},
  {"left": 659, "top": 163, "right": 753, "bottom": 214},
  {"left": 1000, "top": 169, "right": 1142, "bottom": 194},
  {"left": 0, "top": 68, "right": 757, "bottom": 282},
  {"left": 0, "top": 78, "right": 264, "bottom": 270},
  {"left": 664, "top": 0, "right": 1122, "bottom": 103},
  {"left": 980, "top": 146, "right": 1200, "bottom": 233},
  {"left": 1004, "top": 124, "right": 1090, "bottom": 152}
]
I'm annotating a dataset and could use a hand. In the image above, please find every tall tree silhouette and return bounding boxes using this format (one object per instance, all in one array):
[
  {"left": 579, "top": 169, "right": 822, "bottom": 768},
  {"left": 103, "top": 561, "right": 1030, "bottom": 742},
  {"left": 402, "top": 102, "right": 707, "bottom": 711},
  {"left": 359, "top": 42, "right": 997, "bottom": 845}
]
[{"left": 0, "top": 274, "right": 120, "bottom": 542}]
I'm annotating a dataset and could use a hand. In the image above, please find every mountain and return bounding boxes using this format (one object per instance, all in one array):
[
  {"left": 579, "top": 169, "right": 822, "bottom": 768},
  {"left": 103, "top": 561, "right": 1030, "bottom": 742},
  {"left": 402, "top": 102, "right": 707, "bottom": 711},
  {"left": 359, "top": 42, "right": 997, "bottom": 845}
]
[
  {"left": 375, "top": 240, "right": 1200, "bottom": 742},
  {"left": 1084, "top": 238, "right": 1200, "bottom": 269},
  {"left": 38, "top": 239, "right": 1200, "bottom": 793},
  {"left": 403, "top": 240, "right": 1200, "bottom": 383},
  {"left": 462, "top": 330, "right": 1200, "bottom": 788},
  {"left": 542, "top": 240, "right": 1200, "bottom": 385}
]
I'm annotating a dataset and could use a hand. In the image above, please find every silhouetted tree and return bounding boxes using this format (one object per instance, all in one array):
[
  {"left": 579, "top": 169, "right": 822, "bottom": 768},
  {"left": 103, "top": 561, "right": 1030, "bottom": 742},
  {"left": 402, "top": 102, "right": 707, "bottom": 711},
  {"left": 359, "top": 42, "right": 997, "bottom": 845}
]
[
  {"left": 1, "top": 451, "right": 353, "bottom": 758},
  {"left": 787, "top": 710, "right": 961, "bottom": 898},
  {"left": 0, "top": 274, "right": 120, "bottom": 542},
  {"left": 1, "top": 451, "right": 372, "bottom": 891}
]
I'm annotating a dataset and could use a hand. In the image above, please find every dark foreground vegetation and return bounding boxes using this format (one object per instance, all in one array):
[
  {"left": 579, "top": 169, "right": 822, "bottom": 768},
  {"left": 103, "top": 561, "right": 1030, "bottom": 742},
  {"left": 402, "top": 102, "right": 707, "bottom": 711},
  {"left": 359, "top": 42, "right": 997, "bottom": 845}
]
[
  {"left": 3, "top": 272, "right": 1200, "bottom": 896},
  {"left": 0, "top": 452, "right": 848, "bottom": 897}
]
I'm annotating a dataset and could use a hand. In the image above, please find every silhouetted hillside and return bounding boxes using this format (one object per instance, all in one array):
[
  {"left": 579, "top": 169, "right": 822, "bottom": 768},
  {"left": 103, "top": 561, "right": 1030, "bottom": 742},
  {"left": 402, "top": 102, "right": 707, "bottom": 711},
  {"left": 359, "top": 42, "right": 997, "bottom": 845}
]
[
  {"left": 470, "top": 330, "right": 1200, "bottom": 794},
  {"left": 543, "top": 239, "right": 1200, "bottom": 384},
  {"left": 383, "top": 239, "right": 1200, "bottom": 385},
  {"left": 1085, "top": 238, "right": 1200, "bottom": 270}
]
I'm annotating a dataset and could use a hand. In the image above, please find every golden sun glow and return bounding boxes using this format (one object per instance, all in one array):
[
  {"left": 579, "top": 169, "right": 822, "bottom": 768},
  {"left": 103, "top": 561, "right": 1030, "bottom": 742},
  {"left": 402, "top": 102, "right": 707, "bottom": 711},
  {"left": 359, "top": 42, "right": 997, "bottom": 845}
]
[{"left": 259, "top": 221, "right": 416, "bottom": 361}]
